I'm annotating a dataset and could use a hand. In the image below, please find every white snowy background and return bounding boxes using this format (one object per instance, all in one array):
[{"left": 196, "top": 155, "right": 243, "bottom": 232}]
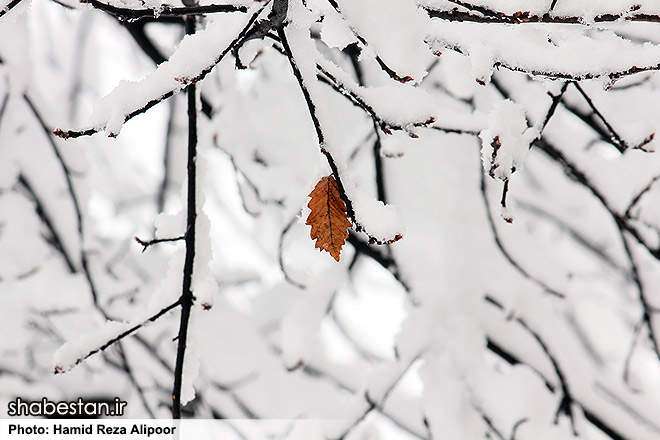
[{"left": 2, "top": 0, "right": 660, "bottom": 438}]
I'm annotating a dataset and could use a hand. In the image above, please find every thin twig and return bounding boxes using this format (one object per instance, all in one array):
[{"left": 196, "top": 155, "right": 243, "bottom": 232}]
[
  {"left": 372, "top": 121, "right": 387, "bottom": 204},
  {"left": 23, "top": 94, "right": 105, "bottom": 304},
  {"left": 485, "top": 296, "right": 576, "bottom": 434},
  {"left": 620, "top": 234, "right": 660, "bottom": 363},
  {"left": 278, "top": 216, "right": 306, "bottom": 289},
  {"left": 560, "top": 99, "right": 626, "bottom": 153},
  {"left": 158, "top": 98, "right": 177, "bottom": 213},
  {"left": 112, "top": 348, "right": 157, "bottom": 418},
  {"left": 534, "top": 82, "right": 569, "bottom": 143},
  {"left": 135, "top": 234, "right": 186, "bottom": 252},
  {"left": 17, "top": 175, "right": 77, "bottom": 273},
  {"left": 534, "top": 138, "right": 660, "bottom": 363},
  {"left": 479, "top": 410, "right": 506, "bottom": 440},
  {"left": 622, "top": 318, "right": 644, "bottom": 387},
  {"left": 172, "top": 13, "right": 198, "bottom": 420},
  {"left": 625, "top": 173, "right": 660, "bottom": 219},
  {"left": 333, "top": 356, "right": 421, "bottom": 440},
  {"left": 54, "top": 299, "right": 183, "bottom": 373},
  {"left": 480, "top": 165, "right": 564, "bottom": 298},
  {"left": 0, "top": 0, "right": 24, "bottom": 19},
  {"left": 517, "top": 200, "right": 626, "bottom": 275},
  {"left": 487, "top": 330, "right": 626, "bottom": 439},
  {"left": 572, "top": 82, "right": 628, "bottom": 152}
]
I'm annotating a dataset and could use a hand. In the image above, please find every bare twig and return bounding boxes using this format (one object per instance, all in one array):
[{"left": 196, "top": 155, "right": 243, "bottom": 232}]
[
  {"left": 172, "top": 13, "right": 198, "bottom": 420},
  {"left": 278, "top": 217, "right": 306, "bottom": 289},
  {"left": 157, "top": 98, "right": 178, "bottom": 213},
  {"left": 485, "top": 296, "right": 576, "bottom": 434},
  {"left": 480, "top": 166, "right": 564, "bottom": 298},
  {"left": 17, "top": 175, "right": 77, "bottom": 273},
  {"left": 625, "top": 173, "right": 660, "bottom": 219},
  {"left": 23, "top": 94, "right": 105, "bottom": 305},
  {"left": 333, "top": 356, "right": 421, "bottom": 440},
  {"left": 534, "top": 82, "right": 569, "bottom": 142},
  {"left": 517, "top": 200, "right": 626, "bottom": 275},
  {"left": 0, "top": 0, "right": 24, "bottom": 19},
  {"left": 479, "top": 410, "right": 506, "bottom": 440},
  {"left": 134, "top": 234, "right": 186, "bottom": 252},
  {"left": 572, "top": 82, "right": 629, "bottom": 152}
]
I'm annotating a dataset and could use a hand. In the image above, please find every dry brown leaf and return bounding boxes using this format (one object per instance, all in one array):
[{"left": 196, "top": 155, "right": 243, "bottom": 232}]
[{"left": 305, "top": 175, "right": 351, "bottom": 262}]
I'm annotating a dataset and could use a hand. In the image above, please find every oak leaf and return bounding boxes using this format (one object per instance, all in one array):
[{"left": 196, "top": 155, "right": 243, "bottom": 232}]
[{"left": 306, "top": 175, "right": 351, "bottom": 262}]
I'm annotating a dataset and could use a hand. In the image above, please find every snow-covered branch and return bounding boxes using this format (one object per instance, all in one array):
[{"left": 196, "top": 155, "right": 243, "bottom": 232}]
[{"left": 80, "top": 0, "right": 247, "bottom": 22}]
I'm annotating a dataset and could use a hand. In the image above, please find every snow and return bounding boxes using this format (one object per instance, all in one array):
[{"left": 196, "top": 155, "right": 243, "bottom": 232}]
[
  {"left": 428, "top": 20, "right": 660, "bottom": 82},
  {"left": 280, "top": 265, "right": 348, "bottom": 369},
  {"left": 335, "top": 0, "right": 432, "bottom": 82},
  {"left": 52, "top": 320, "right": 130, "bottom": 372},
  {"left": 82, "top": 10, "right": 259, "bottom": 136},
  {"left": 468, "top": 40, "right": 494, "bottom": 85},
  {"left": 479, "top": 99, "right": 537, "bottom": 181},
  {"left": 284, "top": 12, "right": 407, "bottom": 243},
  {"left": 0, "top": 13, "right": 30, "bottom": 93},
  {"left": 192, "top": 151, "right": 219, "bottom": 309},
  {"left": 351, "top": 193, "right": 404, "bottom": 242},
  {"left": 8, "top": 0, "right": 660, "bottom": 437},
  {"left": 318, "top": 57, "right": 438, "bottom": 129},
  {"left": 320, "top": 11, "right": 356, "bottom": 51},
  {"left": 420, "top": 0, "right": 660, "bottom": 19},
  {"left": 181, "top": 305, "right": 201, "bottom": 405}
]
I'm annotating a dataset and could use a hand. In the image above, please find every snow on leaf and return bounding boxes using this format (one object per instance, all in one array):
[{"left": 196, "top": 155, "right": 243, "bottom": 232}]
[{"left": 305, "top": 175, "right": 351, "bottom": 262}]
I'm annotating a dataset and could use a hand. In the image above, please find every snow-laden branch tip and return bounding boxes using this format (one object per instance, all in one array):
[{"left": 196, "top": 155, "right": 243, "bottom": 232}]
[
  {"left": 428, "top": 21, "right": 660, "bottom": 84},
  {"left": 480, "top": 99, "right": 537, "bottom": 182},
  {"left": 52, "top": 299, "right": 182, "bottom": 373},
  {"left": 53, "top": 4, "right": 268, "bottom": 139}
]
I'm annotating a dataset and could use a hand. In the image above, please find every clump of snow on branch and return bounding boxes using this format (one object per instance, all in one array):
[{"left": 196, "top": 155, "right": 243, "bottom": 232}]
[
  {"left": 319, "top": 9, "right": 356, "bottom": 50},
  {"left": 192, "top": 152, "right": 219, "bottom": 309},
  {"left": 468, "top": 40, "right": 494, "bottom": 85},
  {"left": 316, "top": 58, "right": 437, "bottom": 128},
  {"left": 86, "top": 11, "right": 255, "bottom": 136},
  {"left": 181, "top": 305, "right": 201, "bottom": 404},
  {"left": 351, "top": 193, "right": 404, "bottom": 242},
  {"left": 480, "top": 99, "right": 537, "bottom": 181},
  {"left": 428, "top": 21, "right": 660, "bottom": 81},
  {"left": 335, "top": 0, "right": 432, "bottom": 82}
]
